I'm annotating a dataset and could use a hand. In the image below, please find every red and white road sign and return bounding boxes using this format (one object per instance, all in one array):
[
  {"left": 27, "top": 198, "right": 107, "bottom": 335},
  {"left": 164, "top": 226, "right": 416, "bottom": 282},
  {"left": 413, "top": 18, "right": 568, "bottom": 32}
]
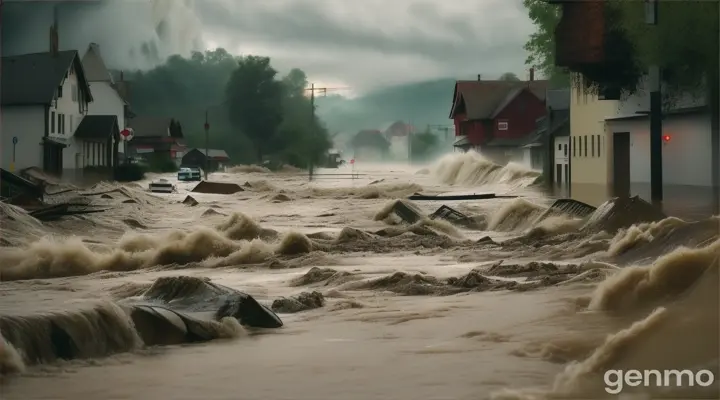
[
  {"left": 350, "top": 158, "right": 355, "bottom": 165},
  {"left": 120, "top": 128, "right": 134, "bottom": 141}
]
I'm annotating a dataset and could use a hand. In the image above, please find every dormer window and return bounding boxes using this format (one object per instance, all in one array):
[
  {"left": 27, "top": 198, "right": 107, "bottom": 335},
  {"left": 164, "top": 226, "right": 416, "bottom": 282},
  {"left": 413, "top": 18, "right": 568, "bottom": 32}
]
[{"left": 58, "top": 85, "right": 63, "bottom": 98}]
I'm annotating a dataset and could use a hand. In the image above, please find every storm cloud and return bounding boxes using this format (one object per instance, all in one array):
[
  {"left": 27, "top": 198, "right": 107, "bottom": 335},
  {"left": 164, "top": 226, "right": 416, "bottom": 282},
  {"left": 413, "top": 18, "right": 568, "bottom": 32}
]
[{"left": 1, "top": 0, "right": 533, "bottom": 91}]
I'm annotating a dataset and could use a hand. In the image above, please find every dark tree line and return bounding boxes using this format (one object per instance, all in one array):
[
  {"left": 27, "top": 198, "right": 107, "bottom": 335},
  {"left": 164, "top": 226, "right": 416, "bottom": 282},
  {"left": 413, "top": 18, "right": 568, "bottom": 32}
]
[{"left": 125, "top": 48, "right": 331, "bottom": 167}]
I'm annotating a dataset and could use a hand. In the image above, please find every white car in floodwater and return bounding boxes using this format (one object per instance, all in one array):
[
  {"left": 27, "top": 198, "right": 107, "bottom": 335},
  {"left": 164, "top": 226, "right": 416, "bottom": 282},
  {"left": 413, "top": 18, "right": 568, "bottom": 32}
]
[{"left": 177, "top": 167, "right": 202, "bottom": 181}]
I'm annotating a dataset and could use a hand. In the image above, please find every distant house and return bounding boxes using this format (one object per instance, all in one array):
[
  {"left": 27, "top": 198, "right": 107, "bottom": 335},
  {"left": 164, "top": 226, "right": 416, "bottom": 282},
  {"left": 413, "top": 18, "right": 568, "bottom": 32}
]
[
  {"left": 448, "top": 75, "right": 549, "bottom": 164},
  {"left": 350, "top": 129, "right": 390, "bottom": 162},
  {"left": 380, "top": 121, "right": 414, "bottom": 161},
  {"left": 181, "top": 148, "right": 230, "bottom": 171},
  {"left": 0, "top": 48, "right": 93, "bottom": 176},
  {"left": 127, "top": 116, "right": 186, "bottom": 166},
  {"left": 520, "top": 89, "right": 570, "bottom": 185},
  {"left": 81, "top": 43, "right": 133, "bottom": 163}
]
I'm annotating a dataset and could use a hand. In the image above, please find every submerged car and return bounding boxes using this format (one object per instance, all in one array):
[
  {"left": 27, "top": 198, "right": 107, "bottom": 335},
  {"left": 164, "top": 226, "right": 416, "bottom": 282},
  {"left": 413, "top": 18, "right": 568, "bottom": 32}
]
[{"left": 178, "top": 167, "right": 202, "bottom": 181}]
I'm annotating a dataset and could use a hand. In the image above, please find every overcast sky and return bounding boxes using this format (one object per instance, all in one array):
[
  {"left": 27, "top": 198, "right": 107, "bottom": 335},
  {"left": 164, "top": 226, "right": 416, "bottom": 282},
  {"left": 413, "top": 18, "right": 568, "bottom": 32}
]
[{"left": 3, "top": 0, "right": 535, "bottom": 93}]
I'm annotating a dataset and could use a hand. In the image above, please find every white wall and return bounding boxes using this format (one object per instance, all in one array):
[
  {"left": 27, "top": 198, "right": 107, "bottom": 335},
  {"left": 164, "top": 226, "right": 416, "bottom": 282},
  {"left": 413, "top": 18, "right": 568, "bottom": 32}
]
[
  {"left": 553, "top": 136, "right": 570, "bottom": 184},
  {"left": 606, "top": 114, "right": 712, "bottom": 186},
  {"left": 87, "top": 81, "right": 125, "bottom": 155},
  {"left": 48, "top": 61, "right": 87, "bottom": 170},
  {"left": 1, "top": 106, "right": 45, "bottom": 171}
]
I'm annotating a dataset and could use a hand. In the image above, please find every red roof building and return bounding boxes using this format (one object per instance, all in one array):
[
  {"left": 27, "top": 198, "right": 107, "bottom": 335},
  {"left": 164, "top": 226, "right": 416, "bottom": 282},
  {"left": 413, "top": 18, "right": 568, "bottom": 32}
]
[{"left": 448, "top": 78, "right": 549, "bottom": 156}]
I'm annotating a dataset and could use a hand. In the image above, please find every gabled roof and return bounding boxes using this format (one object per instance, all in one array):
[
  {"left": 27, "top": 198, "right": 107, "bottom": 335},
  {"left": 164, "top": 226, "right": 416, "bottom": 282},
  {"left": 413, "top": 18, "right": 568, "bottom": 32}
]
[
  {"left": 351, "top": 129, "right": 390, "bottom": 149},
  {"left": 449, "top": 80, "right": 549, "bottom": 120},
  {"left": 81, "top": 43, "right": 114, "bottom": 83},
  {"left": 74, "top": 115, "right": 119, "bottom": 139},
  {"left": 1, "top": 50, "right": 93, "bottom": 106}
]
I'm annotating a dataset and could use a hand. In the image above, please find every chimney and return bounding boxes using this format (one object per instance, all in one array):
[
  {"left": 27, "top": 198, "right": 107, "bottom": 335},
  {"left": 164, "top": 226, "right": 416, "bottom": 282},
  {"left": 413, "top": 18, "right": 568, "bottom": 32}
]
[
  {"left": 477, "top": 74, "right": 482, "bottom": 81},
  {"left": 49, "top": 5, "right": 59, "bottom": 56},
  {"left": 49, "top": 25, "right": 59, "bottom": 56},
  {"left": 529, "top": 68, "right": 535, "bottom": 82}
]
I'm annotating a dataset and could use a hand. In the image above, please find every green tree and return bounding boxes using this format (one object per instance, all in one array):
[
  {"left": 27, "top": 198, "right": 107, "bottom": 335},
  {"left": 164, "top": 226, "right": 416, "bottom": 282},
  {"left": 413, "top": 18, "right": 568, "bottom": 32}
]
[
  {"left": 225, "top": 56, "right": 285, "bottom": 161},
  {"left": 126, "top": 48, "right": 257, "bottom": 163},
  {"left": 275, "top": 68, "right": 332, "bottom": 168},
  {"left": 613, "top": 1, "right": 718, "bottom": 99},
  {"left": 522, "top": 0, "right": 569, "bottom": 87},
  {"left": 499, "top": 72, "right": 520, "bottom": 81}
]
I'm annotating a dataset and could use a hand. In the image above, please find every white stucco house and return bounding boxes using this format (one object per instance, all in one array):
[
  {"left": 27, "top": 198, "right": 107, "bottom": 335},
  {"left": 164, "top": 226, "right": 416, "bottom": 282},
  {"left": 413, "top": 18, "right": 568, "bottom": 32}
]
[
  {"left": 570, "top": 73, "right": 715, "bottom": 210},
  {"left": 1, "top": 49, "right": 94, "bottom": 176},
  {"left": 81, "top": 43, "right": 129, "bottom": 161}
]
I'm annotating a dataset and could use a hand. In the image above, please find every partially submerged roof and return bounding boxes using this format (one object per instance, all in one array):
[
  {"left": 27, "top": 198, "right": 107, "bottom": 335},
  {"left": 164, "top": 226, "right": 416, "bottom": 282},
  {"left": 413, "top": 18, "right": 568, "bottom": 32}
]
[
  {"left": 73, "top": 115, "right": 119, "bottom": 139},
  {"left": 1, "top": 50, "right": 93, "bottom": 106},
  {"left": 191, "top": 148, "right": 230, "bottom": 159},
  {"left": 453, "top": 136, "right": 472, "bottom": 148},
  {"left": 449, "top": 80, "right": 549, "bottom": 120}
]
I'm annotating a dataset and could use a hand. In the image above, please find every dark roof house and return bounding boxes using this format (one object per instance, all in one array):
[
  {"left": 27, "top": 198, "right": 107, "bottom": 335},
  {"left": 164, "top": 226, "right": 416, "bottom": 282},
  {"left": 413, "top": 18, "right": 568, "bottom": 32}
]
[
  {"left": 194, "top": 148, "right": 229, "bottom": 160},
  {"left": 130, "top": 116, "right": 184, "bottom": 138},
  {"left": 448, "top": 80, "right": 549, "bottom": 120},
  {"left": 350, "top": 130, "right": 390, "bottom": 149},
  {"left": 1, "top": 50, "right": 93, "bottom": 106}
]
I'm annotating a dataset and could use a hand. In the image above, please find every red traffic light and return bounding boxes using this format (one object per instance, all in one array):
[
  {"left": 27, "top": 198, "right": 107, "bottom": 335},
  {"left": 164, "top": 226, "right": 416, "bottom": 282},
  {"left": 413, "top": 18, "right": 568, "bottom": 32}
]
[{"left": 662, "top": 135, "right": 671, "bottom": 142}]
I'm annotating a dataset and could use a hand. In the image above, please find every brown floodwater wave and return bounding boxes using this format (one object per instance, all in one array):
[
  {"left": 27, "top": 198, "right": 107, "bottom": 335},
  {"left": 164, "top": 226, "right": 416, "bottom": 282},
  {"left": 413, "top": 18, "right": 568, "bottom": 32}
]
[
  {"left": 493, "top": 239, "right": 720, "bottom": 399},
  {"left": 0, "top": 276, "right": 284, "bottom": 379}
]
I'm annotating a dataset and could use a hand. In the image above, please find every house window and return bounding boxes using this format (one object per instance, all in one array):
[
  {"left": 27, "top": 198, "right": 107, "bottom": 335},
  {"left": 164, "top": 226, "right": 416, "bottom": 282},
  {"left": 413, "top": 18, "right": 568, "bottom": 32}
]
[
  {"left": 58, "top": 114, "right": 63, "bottom": 134},
  {"left": 498, "top": 121, "right": 508, "bottom": 131},
  {"left": 572, "top": 137, "right": 576, "bottom": 157},
  {"left": 51, "top": 111, "right": 55, "bottom": 133},
  {"left": 591, "top": 134, "right": 595, "bottom": 157},
  {"left": 563, "top": 144, "right": 568, "bottom": 157},
  {"left": 58, "top": 85, "right": 63, "bottom": 98},
  {"left": 72, "top": 84, "right": 78, "bottom": 102},
  {"left": 584, "top": 135, "right": 588, "bottom": 157},
  {"left": 558, "top": 144, "right": 562, "bottom": 151},
  {"left": 597, "top": 135, "right": 602, "bottom": 157}
]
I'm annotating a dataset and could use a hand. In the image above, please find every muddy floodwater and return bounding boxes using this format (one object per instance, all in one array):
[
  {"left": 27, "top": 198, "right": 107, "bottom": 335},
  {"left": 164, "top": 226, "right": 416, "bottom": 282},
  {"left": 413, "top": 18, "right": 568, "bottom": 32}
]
[{"left": 1, "top": 152, "right": 718, "bottom": 400}]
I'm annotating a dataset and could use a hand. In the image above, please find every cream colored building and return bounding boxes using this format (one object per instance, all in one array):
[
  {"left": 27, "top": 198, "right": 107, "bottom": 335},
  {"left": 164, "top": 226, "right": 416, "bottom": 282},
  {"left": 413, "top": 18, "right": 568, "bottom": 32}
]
[{"left": 569, "top": 75, "right": 620, "bottom": 206}]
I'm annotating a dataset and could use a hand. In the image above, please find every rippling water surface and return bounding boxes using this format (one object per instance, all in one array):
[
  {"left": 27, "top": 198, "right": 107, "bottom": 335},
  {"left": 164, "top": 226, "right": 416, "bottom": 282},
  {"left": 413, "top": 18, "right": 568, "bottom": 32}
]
[{"left": 1, "top": 152, "right": 718, "bottom": 399}]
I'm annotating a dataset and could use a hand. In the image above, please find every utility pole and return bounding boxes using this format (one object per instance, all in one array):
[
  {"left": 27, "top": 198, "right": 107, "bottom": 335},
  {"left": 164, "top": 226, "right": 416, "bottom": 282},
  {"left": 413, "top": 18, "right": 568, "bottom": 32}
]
[
  {"left": 204, "top": 109, "right": 209, "bottom": 180},
  {"left": 646, "top": 0, "right": 663, "bottom": 205},
  {"left": 304, "top": 84, "right": 350, "bottom": 181},
  {"left": 309, "top": 83, "right": 315, "bottom": 181}
]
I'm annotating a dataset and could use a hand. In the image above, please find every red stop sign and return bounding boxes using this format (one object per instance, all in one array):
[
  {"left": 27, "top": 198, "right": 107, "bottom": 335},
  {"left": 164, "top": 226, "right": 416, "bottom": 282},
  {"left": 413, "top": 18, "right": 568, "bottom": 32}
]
[{"left": 120, "top": 129, "right": 131, "bottom": 137}]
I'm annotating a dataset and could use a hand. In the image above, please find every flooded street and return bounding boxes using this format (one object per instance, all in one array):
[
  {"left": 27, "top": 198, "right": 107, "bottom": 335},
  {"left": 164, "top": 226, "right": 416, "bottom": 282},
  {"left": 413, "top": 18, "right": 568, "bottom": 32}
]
[{"left": 1, "top": 153, "right": 718, "bottom": 399}]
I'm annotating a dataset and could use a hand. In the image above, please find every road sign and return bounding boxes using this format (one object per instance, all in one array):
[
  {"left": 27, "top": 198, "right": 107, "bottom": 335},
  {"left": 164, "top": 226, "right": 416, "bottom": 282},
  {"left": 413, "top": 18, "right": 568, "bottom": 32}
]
[
  {"left": 120, "top": 128, "right": 134, "bottom": 141},
  {"left": 350, "top": 158, "right": 355, "bottom": 165},
  {"left": 12, "top": 136, "right": 18, "bottom": 145}
]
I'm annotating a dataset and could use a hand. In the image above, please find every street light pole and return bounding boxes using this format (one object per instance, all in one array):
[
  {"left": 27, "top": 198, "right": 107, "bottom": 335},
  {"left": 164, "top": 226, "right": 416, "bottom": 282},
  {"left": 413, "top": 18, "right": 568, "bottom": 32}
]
[
  {"left": 204, "top": 110, "right": 209, "bottom": 181},
  {"left": 646, "top": 0, "right": 663, "bottom": 205}
]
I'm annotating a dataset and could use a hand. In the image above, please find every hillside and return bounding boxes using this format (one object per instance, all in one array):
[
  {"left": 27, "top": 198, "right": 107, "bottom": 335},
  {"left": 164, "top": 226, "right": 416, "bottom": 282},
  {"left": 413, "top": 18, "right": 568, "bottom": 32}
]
[{"left": 315, "top": 78, "right": 458, "bottom": 134}]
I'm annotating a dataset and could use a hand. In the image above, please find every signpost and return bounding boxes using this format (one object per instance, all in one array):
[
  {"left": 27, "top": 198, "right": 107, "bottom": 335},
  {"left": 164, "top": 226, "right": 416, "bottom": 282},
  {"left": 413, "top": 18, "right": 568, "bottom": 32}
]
[
  {"left": 10, "top": 136, "right": 18, "bottom": 172},
  {"left": 119, "top": 128, "right": 134, "bottom": 164}
]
